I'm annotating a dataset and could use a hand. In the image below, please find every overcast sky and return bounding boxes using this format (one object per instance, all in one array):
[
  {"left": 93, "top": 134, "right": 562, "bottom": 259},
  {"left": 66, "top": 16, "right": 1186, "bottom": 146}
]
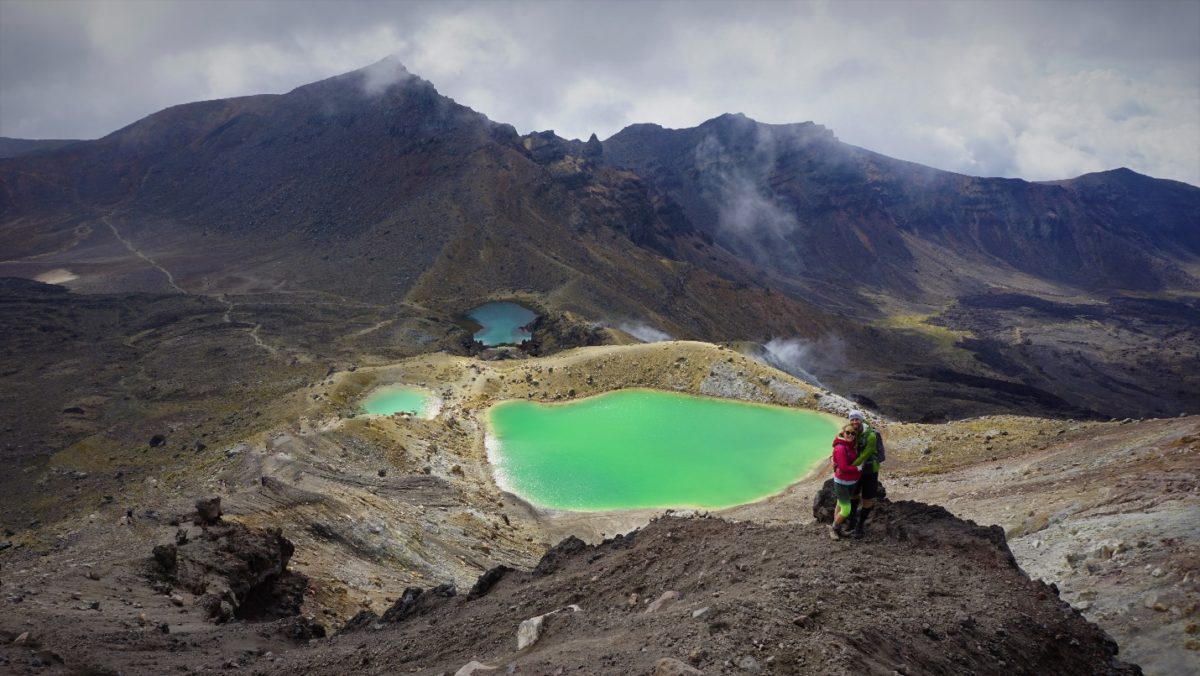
[{"left": 1, "top": 0, "right": 1197, "bottom": 185}]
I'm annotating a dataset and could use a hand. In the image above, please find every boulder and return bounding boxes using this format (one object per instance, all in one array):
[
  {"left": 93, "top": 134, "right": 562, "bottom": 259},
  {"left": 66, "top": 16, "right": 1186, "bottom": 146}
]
[
  {"left": 654, "top": 658, "right": 703, "bottom": 675},
  {"left": 194, "top": 497, "right": 222, "bottom": 526},
  {"left": 516, "top": 614, "right": 546, "bottom": 650},
  {"left": 812, "top": 478, "right": 888, "bottom": 523},
  {"left": 151, "top": 512, "right": 307, "bottom": 624},
  {"left": 152, "top": 544, "right": 177, "bottom": 574},
  {"left": 517, "top": 605, "right": 581, "bottom": 650},
  {"left": 533, "top": 535, "right": 588, "bottom": 576},
  {"left": 645, "top": 590, "right": 682, "bottom": 614},
  {"left": 380, "top": 587, "right": 424, "bottom": 623},
  {"left": 467, "top": 565, "right": 512, "bottom": 600}
]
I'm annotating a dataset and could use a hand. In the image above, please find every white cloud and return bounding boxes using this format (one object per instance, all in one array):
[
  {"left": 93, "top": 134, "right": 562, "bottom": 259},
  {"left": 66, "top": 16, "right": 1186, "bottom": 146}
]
[
  {"left": 1, "top": 0, "right": 1196, "bottom": 185},
  {"left": 405, "top": 10, "right": 527, "bottom": 79}
]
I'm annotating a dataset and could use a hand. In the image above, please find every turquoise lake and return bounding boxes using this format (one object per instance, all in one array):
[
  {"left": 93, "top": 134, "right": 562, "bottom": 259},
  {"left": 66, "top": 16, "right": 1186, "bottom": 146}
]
[
  {"left": 467, "top": 302, "right": 538, "bottom": 346},
  {"left": 486, "top": 389, "right": 839, "bottom": 511},
  {"left": 360, "top": 386, "right": 436, "bottom": 417}
]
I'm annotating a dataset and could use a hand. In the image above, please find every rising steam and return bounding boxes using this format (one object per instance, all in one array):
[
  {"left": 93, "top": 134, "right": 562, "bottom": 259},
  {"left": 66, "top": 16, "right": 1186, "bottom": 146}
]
[
  {"left": 692, "top": 123, "right": 802, "bottom": 268},
  {"left": 752, "top": 336, "right": 844, "bottom": 389},
  {"left": 615, "top": 321, "right": 672, "bottom": 343}
]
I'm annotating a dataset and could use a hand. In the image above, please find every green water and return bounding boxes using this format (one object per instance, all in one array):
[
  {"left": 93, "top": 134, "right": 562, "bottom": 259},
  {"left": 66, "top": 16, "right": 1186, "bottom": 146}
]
[
  {"left": 486, "top": 389, "right": 839, "bottom": 511},
  {"left": 360, "top": 386, "right": 434, "bottom": 417},
  {"left": 467, "top": 301, "right": 538, "bottom": 346}
]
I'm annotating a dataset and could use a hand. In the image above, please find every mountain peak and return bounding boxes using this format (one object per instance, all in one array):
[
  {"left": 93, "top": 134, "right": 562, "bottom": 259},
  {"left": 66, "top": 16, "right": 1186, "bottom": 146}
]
[
  {"left": 285, "top": 55, "right": 425, "bottom": 101},
  {"left": 1093, "top": 167, "right": 1144, "bottom": 181},
  {"left": 357, "top": 55, "right": 413, "bottom": 94},
  {"left": 703, "top": 112, "right": 756, "bottom": 128}
]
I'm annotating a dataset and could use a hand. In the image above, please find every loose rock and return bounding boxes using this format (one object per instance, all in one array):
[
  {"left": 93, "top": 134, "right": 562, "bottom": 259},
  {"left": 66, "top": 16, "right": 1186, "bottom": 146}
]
[
  {"left": 645, "top": 590, "right": 682, "bottom": 614},
  {"left": 655, "top": 657, "right": 703, "bottom": 675},
  {"left": 455, "top": 661, "right": 497, "bottom": 675}
]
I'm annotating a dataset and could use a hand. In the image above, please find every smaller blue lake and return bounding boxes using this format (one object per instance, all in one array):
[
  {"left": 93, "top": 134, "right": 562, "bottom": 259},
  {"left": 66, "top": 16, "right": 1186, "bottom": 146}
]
[
  {"left": 467, "top": 302, "right": 538, "bottom": 346},
  {"left": 360, "top": 386, "right": 438, "bottom": 418}
]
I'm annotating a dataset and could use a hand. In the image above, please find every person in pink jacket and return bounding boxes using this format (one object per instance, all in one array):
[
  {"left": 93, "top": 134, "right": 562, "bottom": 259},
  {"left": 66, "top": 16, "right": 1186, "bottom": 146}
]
[{"left": 829, "top": 424, "right": 862, "bottom": 540}]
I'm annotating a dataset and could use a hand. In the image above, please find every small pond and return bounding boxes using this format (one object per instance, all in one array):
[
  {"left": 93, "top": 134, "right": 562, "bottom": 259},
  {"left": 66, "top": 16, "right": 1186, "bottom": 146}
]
[
  {"left": 466, "top": 301, "right": 538, "bottom": 346},
  {"left": 486, "top": 389, "right": 838, "bottom": 511},
  {"left": 360, "top": 385, "right": 439, "bottom": 418}
]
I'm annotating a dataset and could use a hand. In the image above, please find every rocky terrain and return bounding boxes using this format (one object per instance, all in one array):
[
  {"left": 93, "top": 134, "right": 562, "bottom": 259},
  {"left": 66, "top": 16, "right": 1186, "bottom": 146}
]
[
  {"left": 886, "top": 414, "right": 1200, "bottom": 676},
  {"left": 255, "top": 504, "right": 1137, "bottom": 676},
  {"left": 0, "top": 501, "right": 1141, "bottom": 675},
  {"left": 1, "top": 339, "right": 1195, "bottom": 674},
  {"left": 2, "top": 60, "right": 1198, "bottom": 675}
]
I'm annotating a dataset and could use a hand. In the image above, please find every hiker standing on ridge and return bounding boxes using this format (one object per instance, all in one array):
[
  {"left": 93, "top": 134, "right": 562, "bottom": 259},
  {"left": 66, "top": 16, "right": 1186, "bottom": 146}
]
[
  {"left": 846, "top": 409, "right": 885, "bottom": 538},
  {"left": 829, "top": 424, "right": 861, "bottom": 540}
]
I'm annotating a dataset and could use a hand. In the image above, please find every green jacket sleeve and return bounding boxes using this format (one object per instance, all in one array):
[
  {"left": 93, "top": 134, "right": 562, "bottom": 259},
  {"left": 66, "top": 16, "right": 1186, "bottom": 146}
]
[{"left": 854, "top": 427, "right": 879, "bottom": 467}]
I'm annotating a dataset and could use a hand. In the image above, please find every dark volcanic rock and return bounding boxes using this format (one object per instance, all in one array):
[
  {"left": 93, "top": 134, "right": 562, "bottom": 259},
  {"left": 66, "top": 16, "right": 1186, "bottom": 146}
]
[
  {"left": 252, "top": 513, "right": 1139, "bottom": 675},
  {"left": 152, "top": 543, "right": 177, "bottom": 574},
  {"left": 523, "top": 312, "right": 608, "bottom": 356},
  {"left": 811, "top": 477, "right": 888, "bottom": 523},
  {"left": 152, "top": 515, "right": 306, "bottom": 624},
  {"left": 277, "top": 615, "right": 326, "bottom": 641},
  {"left": 532, "top": 535, "right": 588, "bottom": 576},
  {"left": 379, "top": 587, "right": 424, "bottom": 623},
  {"left": 194, "top": 497, "right": 222, "bottom": 525},
  {"left": 337, "top": 610, "right": 380, "bottom": 634},
  {"left": 466, "top": 564, "right": 512, "bottom": 600},
  {"left": 340, "top": 584, "right": 457, "bottom": 634}
]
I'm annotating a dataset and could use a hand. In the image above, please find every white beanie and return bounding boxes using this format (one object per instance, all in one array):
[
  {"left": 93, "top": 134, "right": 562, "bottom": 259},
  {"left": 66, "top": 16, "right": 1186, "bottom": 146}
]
[{"left": 848, "top": 409, "right": 865, "bottom": 421}]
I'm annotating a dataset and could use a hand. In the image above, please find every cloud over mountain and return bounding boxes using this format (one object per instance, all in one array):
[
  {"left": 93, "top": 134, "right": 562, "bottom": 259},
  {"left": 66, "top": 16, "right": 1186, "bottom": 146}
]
[{"left": 1, "top": 0, "right": 1196, "bottom": 185}]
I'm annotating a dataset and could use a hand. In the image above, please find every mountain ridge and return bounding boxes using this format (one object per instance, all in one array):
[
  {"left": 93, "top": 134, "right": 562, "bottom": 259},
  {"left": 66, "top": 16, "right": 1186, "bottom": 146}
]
[
  {"left": 601, "top": 109, "right": 1200, "bottom": 295},
  {"left": 2, "top": 60, "right": 1197, "bottom": 420}
]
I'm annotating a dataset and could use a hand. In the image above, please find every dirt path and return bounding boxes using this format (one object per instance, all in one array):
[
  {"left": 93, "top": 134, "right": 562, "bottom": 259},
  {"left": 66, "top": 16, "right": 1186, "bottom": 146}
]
[{"left": 101, "top": 215, "right": 188, "bottom": 294}]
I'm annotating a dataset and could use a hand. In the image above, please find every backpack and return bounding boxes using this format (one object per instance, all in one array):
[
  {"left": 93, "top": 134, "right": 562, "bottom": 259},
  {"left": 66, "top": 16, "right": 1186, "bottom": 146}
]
[{"left": 858, "top": 426, "right": 885, "bottom": 466}]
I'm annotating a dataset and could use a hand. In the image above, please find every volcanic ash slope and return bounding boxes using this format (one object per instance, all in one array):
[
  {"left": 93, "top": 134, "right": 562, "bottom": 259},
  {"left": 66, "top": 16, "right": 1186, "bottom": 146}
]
[{"left": 260, "top": 509, "right": 1137, "bottom": 675}]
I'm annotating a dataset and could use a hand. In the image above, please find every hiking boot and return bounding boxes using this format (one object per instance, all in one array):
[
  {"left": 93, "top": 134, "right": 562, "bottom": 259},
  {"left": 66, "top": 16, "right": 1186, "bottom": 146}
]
[
  {"left": 828, "top": 524, "right": 843, "bottom": 540},
  {"left": 852, "top": 522, "right": 865, "bottom": 539}
]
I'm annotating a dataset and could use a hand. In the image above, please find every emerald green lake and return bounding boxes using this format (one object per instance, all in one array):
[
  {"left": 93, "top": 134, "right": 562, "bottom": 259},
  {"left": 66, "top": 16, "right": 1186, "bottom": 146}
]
[
  {"left": 486, "top": 389, "right": 838, "bottom": 511},
  {"left": 467, "top": 302, "right": 537, "bottom": 346},
  {"left": 360, "top": 386, "right": 437, "bottom": 418}
]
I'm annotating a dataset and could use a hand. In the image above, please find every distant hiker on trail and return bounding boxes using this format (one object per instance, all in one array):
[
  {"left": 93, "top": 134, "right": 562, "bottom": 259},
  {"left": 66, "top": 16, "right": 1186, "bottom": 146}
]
[
  {"left": 847, "top": 409, "right": 885, "bottom": 539},
  {"left": 829, "top": 424, "right": 861, "bottom": 540}
]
